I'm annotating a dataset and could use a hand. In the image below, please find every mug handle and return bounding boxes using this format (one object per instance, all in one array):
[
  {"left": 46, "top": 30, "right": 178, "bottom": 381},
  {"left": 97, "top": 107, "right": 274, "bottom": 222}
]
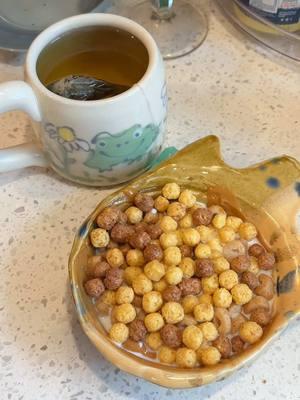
[{"left": 0, "top": 81, "right": 50, "bottom": 173}]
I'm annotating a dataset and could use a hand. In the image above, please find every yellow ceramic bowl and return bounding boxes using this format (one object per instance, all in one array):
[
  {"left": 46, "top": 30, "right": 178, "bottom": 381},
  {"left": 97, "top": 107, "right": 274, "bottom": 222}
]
[{"left": 69, "top": 136, "right": 300, "bottom": 389}]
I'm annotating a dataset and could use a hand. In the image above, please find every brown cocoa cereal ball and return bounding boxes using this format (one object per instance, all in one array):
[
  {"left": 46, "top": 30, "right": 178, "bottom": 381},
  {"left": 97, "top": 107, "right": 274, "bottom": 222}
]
[
  {"left": 231, "top": 336, "right": 245, "bottom": 353},
  {"left": 107, "top": 240, "right": 118, "bottom": 249},
  {"left": 84, "top": 278, "right": 105, "bottom": 298},
  {"left": 134, "top": 221, "right": 148, "bottom": 234},
  {"left": 92, "top": 261, "right": 110, "bottom": 278},
  {"left": 258, "top": 252, "right": 276, "bottom": 270},
  {"left": 192, "top": 208, "right": 213, "bottom": 226},
  {"left": 133, "top": 295, "right": 143, "bottom": 308},
  {"left": 250, "top": 307, "right": 271, "bottom": 326},
  {"left": 241, "top": 271, "right": 259, "bottom": 290},
  {"left": 162, "top": 286, "right": 182, "bottom": 302},
  {"left": 230, "top": 255, "right": 250, "bottom": 273},
  {"left": 111, "top": 223, "right": 135, "bottom": 243},
  {"left": 104, "top": 268, "right": 123, "bottom": 290},
  {"left": 144, "top": 210, "right": 159, "bottom": 224},
  {"left": 118, "top": 211, "right": 128, "bottom": 224},
  {"left": 146, "top": 224, "right": 162, "bottom": 240},
  {"left": 119, "top": 243, "right": 131, "bottom": 256},
  {"left": 129, "top": 231, "right": 151, "bottom": 250},
  {"left": 179, "top": 245, "right": 193, "bottom": 258},
  {"left": 160, "top": 324, "right": 182, "bottom": 348},
  {"left": 213, "top": 335, "right": 232, "bottom": 358},
  {"left": 248, "top": 243, "right": 265, "bottom": 257},
  {"left": 96, "top": 207, "right": 120, "bottom": 230},
  {"left": 179, "top": 278, "right": 202, "bottom": 296},
  {"left": 129, "top": 319, "right": 147, "bottom": 342},
  {"left": 134, "top": 193, "right": 154, "bottom": 212},
  {"left": 144, "top": 243, "right": 164, "bottom": 262},
  {"left": 195, "top": 259, "right": 214, "bottom": 278}
]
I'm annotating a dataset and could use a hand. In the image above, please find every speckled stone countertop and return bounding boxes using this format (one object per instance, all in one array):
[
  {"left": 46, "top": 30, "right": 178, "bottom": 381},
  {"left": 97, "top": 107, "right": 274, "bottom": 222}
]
[{"left": 0, "top": 1, "right": 300, "bottom": 399}]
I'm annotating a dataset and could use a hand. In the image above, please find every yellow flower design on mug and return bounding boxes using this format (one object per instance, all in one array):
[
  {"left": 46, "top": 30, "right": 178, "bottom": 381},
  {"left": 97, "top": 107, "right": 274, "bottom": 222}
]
[{"left": 45, "top": 123, "right": 90, "bottom": 153}]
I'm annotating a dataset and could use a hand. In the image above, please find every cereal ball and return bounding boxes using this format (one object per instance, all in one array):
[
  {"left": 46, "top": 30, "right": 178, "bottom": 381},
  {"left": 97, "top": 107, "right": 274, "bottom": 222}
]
[
  {"left": 129, "top": 231, "right": 151, "bottom": 250},
  {"left": 231, "top": 336, "right": 245, "bottom": 353},
  {"left": 179, "top": 189, "right": 196, "bottom": 208},
  {"left": 179, "top": 278, "right": 202, "bottom": 296},
  {"left": 255, "top": 273, "right": 274, "bottom": 300},
  {"left": 162, "top": 302, "right": 184, "bottom": 324},
  {"left": 129, "top": 319, "right": 147, "bottom": 342},
  {"left": 219, "top": 226, "right": 236, "bottom": 243},
  {"left": 226, "top": 216, "right": 243, "bottom": 232},
  {"left": 114, "top": 303, "right": 136, "bottom": 324},
  {"left": 161, "top": 324, "right": 182, "bottom": 348},
  {"left": 179, "top": 246, "right": 193, "bottom": 259},
  {"left": 165, "top": 266, "right": 183, "bottom": 285},
  {"left": 144, "top": 312, "right": 164, "bottom": 332},
  {"left": 158, "top": 346, "right": 176, "bottom": 364},
  {"left": 90, "top": 228, "right": 110, "bottom": 248},
  {"left": 181, "top": 228, "right": 201, "bottom": 247},
  {"left": 213, "top": 335, "right": 232, "bottom": 358},
  {"left": 133, "top": 193, "right": 154, "bottom": 212},
  {"left": 162, "top": 286, "right": 182, "bottom": 302},
  {"left": 92, "top": 261, "right": 110, "bottom": 278},
  {"left": 144, "top": 260, "right": 165, "bottom": 282},
  {"left": 175, "top": 231, "right": 183, "bottom": 246},
  {"left": 250, "top": 308, "right": 271, "bottom": 326},
  {"left": 160, "top": 232, "right": 178, "bottom": 249},
  {"left": 231, "top": 314, "right": 246, "bottom": 334},
  {"left": 124, "top": 266, "right": 143, "bottom": 284},
  {"left": 241, "top": 271, "right": 259, "bottom": 290},
  {"left": 201, "top": 274, "right": 219, "bottom": 294},
  {"left": 154, "top": 195, "right": 169, "bottom": 212},
  {"left": 87, "top": 255, "right": 102, "bottom": 275},
  {"left": 146, "top": 332, "right": 162, "bottom": 350},
  {"left": 182, "top": 295, "right": 199, "bottom": 314},
  {"left": 126, "top": 249, "right": 144, "bottom": 267},
  {"left": 199, "top": 322, "right": 219, "bottom": 341},
  {"left": 231, "top": 283, "right": 253, "bottom": 305},
  {"left": 167, "top": 202, "right": 186, "bottom": 220},
  {"left": 106, "top": 248, "right": 124, "bottom": 268},
  {"left": 195, "top": 244, "right": 212, "bottom": 259},
  {"left": 239, "top": 321, "right": 263, "bottom": 344},
  {"left": 179, "top": 257, "right": 195, "bottom": 278},
  {"left": 162, "top": 183, "right": 181, "bottom": 200},
  {"left": 182, "top": 326, "right": 203, "bottom": 351},
  {"left": 258, "top": 252, "right": 276, "bottom": 270},
  {"left": 212, "top": 213, "right": 226, "bottom": 229},
  {"left": 209, "top": 205, "right": 226, "bottom": 215},
  {"left": 176, "top": 347, "right": 197, "bottom": 368},
  {"left": 142, "top": 291, "right": 163, "bottom": 313},
  {"left": 144, "top": 210, "right": 159, "bottom": 225},
  {"left": 196, "top": 225, "right": 218, "bottom": 243},
  {"left": 99, "top": 290, "right": 116, "bottom": 306},
  {"left": 160, "top": 216, "right": 178, "bottom": 233},
  {"left": 230, "top": 255, "right": 250, "bottom": 273},
  {"left": 146, "top": 224, "right": 162, "bottom": 240},
  {"left": 208, "top": 238, "right": 223, "bottom": 253},
  {"left": 192, "top": 208, "right": 213, "bottom": 226},
  {"left": 132, "top": 273, "right": 153, "bottom": 295},
  {"left": 125, "top": 206, "right": 143, "bottom": 224},
  {"left": 111, "top": 223, "right": 134, "bottom": 244},
  {"left": 164, "top": 246, "right": 182, "bottom": 266},
  {"left": 248, "top": 243, "right": 265, "bottom": 257},
  {"left": 248, "top": 256, "right": 260, "bottom": 274},
  {"left": 109, "top": 323, "right": 129, "bottom": 343},
  {"left": 213, "top": 288, "right": 232, "bottom": 308},
  {"left": 195, "top": 259, "right": 214, "bottom": 278},
  {"left": 153, "top": 279, "right": 168, "bottom": 292},
  {"left": 198, "top": 294, "right": 213, "bottom": 305},
  {"left": 198, "top": 346, "right": 221, "bottom": 366},
  {"left": 179, "top": 214, "right": 193, "bottom": 229},
  {"left": 212, "top": 257, "right": 230, "bottom": 274},
  {"left": 194, "top": 303, "right": 214, "bottom": 322},
  {"left": 143, "top": 243, "right": 163, "bottom": 262},
  {"left": 115, "top": 286, "right": 134, "bottom": 304},
  {"left": 84, "top": 278, "right": 105, "bottom": 298},
  {"left": 239, "top": 222, "right": 257, "bottom": 240},
  {"left": 219, "top": 270, "right": 239, "bottom": 290},
  {"left": 104, "top": 268, "right": 123, "bottom": 290},
  {"left": 96, "top": 207, "right": 120, "bottom": 230}
]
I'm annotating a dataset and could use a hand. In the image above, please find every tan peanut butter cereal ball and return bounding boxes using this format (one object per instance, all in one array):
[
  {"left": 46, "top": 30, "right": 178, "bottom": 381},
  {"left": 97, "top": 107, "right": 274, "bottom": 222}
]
[
  {"left": 179, "top": 189, "right": 196, "bottom": 208},
  {"left": 144, "top": 312, "right": 164, "bottom": 332},
  {"left": 158, "top": 346, "right": 176, "bottom": 364},
  {"left": 201, "top": 274, "right": 219, "bottom": 294},
  {"left": 90, "top": 228, "right": 110, "bottom": 248},
  {"left": 231, "top": 283, "right": 253, "bottom": 305},
  {"left": 182, "top": 325, "right": 203, "bottom": 350},
  {"left": 198, "top": 346, "right": 221, "bottom": 366},
  {"left": 164, "top": 246, "right": 182, "bottom": 266},
  {"left": 162, "top": 183, "right": 181, "bottom": 200},
  {"left": 196, "top": 225, "right": 217, "bottom": 243},
  {"left": 194, "top": 303, "right": 214, "bottom": 322},
  {"left": 144, "top": 260, "right": 165, "bottom": 282},
  {"left": 160, "top": 232, "right": 178, "bottom": 249},
  {"left": 162, "top": 302, "right": 184, "bottom": 324},
  {"left": 167, "top": 202, "right": 186, "bottom": 220},
  {"left": 195, "top": 244, "right": 212, "bottom": 259},
  {"left": 208, "top": 238, "right": 223, "bottom": 253},
  {"left": 219, "top": 226, "right": 236, "bottom": 243},
  {"left": 181, "top": 228, "right": 201, "bottom": 247},
  {"left": 142, "top": 291, "right": 163, "bottom": 313},
  {"left": 106, "top": 248, "right": 124, "bottom": 268},
  {"left": 154, "top": 195, "right": 169, "bottom": 212},
  {"left": 226, "top": 216, "right": 243, "bottom": 231},
  {"left": 209, "top": 205, "right": 226, "bottom": 215},
  {"left": 179, "top": 257, "right": 195, "bottom": 278},
  {"left": 219, "top": 269, "right": 239, "bottom": 290},
  {"left": 160, "top": 216, "right": 178, "bottom": 233},
  {"left": 179, "top": 214, "right": 193, "bottom": 229},
  {"left": 212, "top": 257, "right": 230, "bottom": 274},
  {"left": 212, "top": 213, "right": 226, "bottom": 229},
  {"left": 132, "top": 273, "right": 153, "bottom": 295},
  {"left": 239, "top": 222, "right": 257, "bottom": 240},
  {"left": 115, "top": 286, "right": 134, "bottom": 304},
  {"left": 198, "top": 293, "right": 213, "bottom": 305},
  {"left": 109, "top": 323, "right": 129, "bottom": 343},
  {"left": 199, "top": 322, "right": 219, "bottom": 341},
  {"left": 239, "top": 321, "right": 263, "bottom": 344},
  {"left": 125, "top": 206, "right": 143, "bottom": 224},
  {"left": 165, "top": 266, "right": 183, "bottom": 285},
  {"left": 213, "top": 288, "right": 232, "bottom": 308},
  {"left": 114, "top": 303, "right": 136, "bottom": 324},
  {"left": 182, "top": 295, "right": 199, "bottom": 314},
  {"left": 100, "top": 290, "right": 116, "bottom": 306},
  {"left": 126, "top": 249, "right": 144, "bottom": 267},
  {"left": 153, "top": 279, "right": 168, "bottom": 292},
  {"left": 146, "top": 332, "right": 163, "bottom": 350},
  {"left": 176, "top": 347, "right": 197, "bottom": 368},
  {"left": 124, "top": 266, "right": 143, "bottom": 284}
]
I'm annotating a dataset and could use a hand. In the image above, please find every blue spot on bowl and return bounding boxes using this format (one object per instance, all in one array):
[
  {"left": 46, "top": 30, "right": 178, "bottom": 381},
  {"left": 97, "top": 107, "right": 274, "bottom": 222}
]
[
  {"left": 266, "top": 177, "right": 280, "bottom": 188},
  {"left": 295, "top": 182, "right": 300, "bottom": 196},
  {"left": 79, "top": 222, "right": 88, "bottom": 237}
]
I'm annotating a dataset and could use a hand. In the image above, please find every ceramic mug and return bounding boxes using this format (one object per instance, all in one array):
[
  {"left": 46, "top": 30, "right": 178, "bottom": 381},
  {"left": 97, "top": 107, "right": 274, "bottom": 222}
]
[{"left": 0, "top": 14, "right": 167, "bottom": 186}]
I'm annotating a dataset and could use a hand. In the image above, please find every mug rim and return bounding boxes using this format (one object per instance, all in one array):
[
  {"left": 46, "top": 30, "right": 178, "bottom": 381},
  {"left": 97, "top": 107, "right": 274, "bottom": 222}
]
[{"left": 25, "top": 13, "right": 159, "bottom": 106}]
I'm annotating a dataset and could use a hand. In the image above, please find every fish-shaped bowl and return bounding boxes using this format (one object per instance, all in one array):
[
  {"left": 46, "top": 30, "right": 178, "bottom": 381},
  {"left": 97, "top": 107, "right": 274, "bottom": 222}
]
[{"left": 69, "top": 136, "right": 300, "bottom": 388}]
